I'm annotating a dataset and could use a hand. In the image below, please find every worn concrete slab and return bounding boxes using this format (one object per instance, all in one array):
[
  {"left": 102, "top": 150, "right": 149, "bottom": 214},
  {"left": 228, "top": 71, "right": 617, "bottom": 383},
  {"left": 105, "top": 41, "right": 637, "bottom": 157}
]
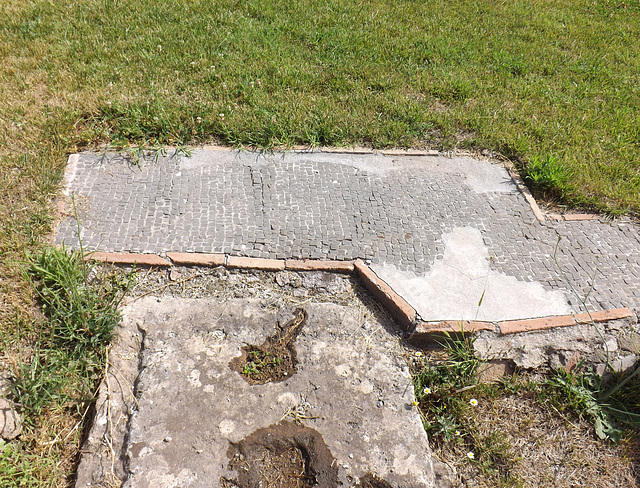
[
  {"left": 76, "top": 297, "right": 435, "bottom": 487},
  {"left": 371, "top": 227, "right": 572, "bottom": 322}
]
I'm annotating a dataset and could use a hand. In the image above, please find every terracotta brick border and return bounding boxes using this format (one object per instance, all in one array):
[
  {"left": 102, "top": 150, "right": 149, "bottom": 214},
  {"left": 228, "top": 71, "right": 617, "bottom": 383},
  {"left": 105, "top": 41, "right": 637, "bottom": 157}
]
[
  {"left": 226, "top": 256, "right": 285, "bottom": 271},
  {"left": 82, "top": 251, "right": 634, "bottom": 337},
  {"left": 85, "top": 252, "right": 171, "bottom": 267},
  {"left": 409, "top": 307, "right": 636, "bottom": 343},
  {"left": 353, "top": 259, "right": 416, "bottom": 330},
  {"left": 498, "top": 307, "right": 634, "bottom": 334},
  {"left": 285, "top": 259, "right": 354, "bottom": 273},
  {"left": 574, "top": 308, "right": 634, "bottom": 323},
  {"left": 498, "top": 315, "right": 576, "bottom": 334},
  {"left": 166, "top": 252, "right": 225, "bottom": 267},
  {"left": 559, "top": 213, "right": 600, "bottom": 221},
  {"left": 84, "top": 251, "right": 415, "bottom": 327}
]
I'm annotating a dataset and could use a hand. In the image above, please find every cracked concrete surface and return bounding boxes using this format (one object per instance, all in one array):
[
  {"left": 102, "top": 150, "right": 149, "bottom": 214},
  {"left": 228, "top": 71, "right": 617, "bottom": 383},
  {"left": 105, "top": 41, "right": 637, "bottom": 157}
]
[{"left": 76, "top": 297, "right": 435, "bottom": 488}]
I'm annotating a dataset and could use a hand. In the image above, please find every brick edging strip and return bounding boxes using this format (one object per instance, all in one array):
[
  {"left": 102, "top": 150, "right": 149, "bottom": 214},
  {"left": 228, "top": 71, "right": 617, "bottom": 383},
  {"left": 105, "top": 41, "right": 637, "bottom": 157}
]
[
  {"left": 547, "top": 213, "right": 600, "bottom": 222},
  {"left": 286, "top": 259, "right": 354, "bottom": 273},
  {"left": 409, "top": 307, "right": 635, "bottom": 343},
  {"left": 84, "top": 251, "right": 633, "bottom": 337},
  {"left": 353, "top": 260, "right": 416, "bottom": 330},
  {"left": 85, "top": 252, "right": 171, "bottom": 266},
  {"left": 85, "top": 252, "right": 413, "bottom": 327},
  {"left": 499, "top": 308, "right": 634, "bottom": 334},
  {"left": 166, "top": 252, "right": 225, "bottom": 267},
  {"left": 507, "top": 168, "right": 545, "bottom": 222}
]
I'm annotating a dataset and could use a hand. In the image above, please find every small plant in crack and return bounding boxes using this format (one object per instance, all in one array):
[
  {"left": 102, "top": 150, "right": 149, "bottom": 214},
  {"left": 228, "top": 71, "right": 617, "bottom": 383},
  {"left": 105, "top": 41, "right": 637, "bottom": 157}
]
[
  {"left": 522, "top": 154, "right": 569, "bottom": 195},
  {"left": 241, "top": 349, "right": 283, "bottom": 376},
  {"left": 230, "top": 308, "right": 307, "bottom": 385}
]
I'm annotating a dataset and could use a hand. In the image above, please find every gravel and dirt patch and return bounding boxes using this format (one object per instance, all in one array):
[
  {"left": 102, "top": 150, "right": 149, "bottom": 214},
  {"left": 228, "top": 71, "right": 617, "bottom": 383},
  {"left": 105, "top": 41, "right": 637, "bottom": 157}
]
[
  {"left": 431, "top": 393, "right": 640, "bottom": 487},
  {"left": 229, "top": 308, "right": 308, "bottom": 386}
]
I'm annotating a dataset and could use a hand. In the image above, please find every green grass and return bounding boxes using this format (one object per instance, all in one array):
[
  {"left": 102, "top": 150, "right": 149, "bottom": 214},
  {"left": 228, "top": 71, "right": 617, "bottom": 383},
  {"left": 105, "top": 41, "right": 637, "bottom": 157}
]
[
  {"left": 1, "top": 248, "right": 133, "bottom": 485},
  {"left": 0, "top": 0, "right": 639, "bottom": 484},
  {"left": 2, "top": 0, "right": 639, "bottom": 213},
  {"left": 412, "top": 335, "right": 521, "bottom": 485}
]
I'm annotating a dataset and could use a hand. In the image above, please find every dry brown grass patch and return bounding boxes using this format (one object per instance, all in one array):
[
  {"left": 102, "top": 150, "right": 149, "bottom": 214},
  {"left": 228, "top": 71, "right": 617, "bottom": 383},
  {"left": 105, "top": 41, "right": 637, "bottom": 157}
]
[{"left": 435, "top": 393, "right": 639, "bottom": 487}]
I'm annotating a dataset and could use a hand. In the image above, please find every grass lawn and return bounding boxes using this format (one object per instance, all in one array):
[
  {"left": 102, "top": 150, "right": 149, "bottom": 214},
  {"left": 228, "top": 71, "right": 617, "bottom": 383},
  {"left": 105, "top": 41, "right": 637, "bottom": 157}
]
[{"left": 0, "top": 0, "right": 639, "bottom": 485}]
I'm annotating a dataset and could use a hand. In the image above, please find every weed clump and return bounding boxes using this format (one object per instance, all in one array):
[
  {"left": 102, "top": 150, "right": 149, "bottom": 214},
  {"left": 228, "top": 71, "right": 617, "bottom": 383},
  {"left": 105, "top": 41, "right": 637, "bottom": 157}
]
[
  {"left": 410, "top": 329, "right": 640, "bottom": 487},
  {"left": 543, "top": 363, "right": 640, "bottom": 443},
  {"left": 10, "top": 247, "right": 134, "bottom": 420},
  {"left": 413, "top": 333, "right": 481, "bottom": 440},
  {"left": 522, "top": 154, "right": 570, "bottom": 197},
  {"left": 411, "top": 334, "right": 520, "bottom": 485}
]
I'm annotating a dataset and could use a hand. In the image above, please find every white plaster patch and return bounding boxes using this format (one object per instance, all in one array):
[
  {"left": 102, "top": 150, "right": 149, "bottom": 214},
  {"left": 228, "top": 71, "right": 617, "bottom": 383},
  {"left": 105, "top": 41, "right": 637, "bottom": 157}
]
[{"left": 371, "top": 227, "right": 571, "bottom": 321}]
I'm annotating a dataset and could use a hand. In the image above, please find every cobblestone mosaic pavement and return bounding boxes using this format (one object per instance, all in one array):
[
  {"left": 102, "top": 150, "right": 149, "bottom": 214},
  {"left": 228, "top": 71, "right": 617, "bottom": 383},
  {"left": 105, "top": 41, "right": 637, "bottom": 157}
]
[{"left": 56, "top": 149, "right": 640, "bottom": 313}]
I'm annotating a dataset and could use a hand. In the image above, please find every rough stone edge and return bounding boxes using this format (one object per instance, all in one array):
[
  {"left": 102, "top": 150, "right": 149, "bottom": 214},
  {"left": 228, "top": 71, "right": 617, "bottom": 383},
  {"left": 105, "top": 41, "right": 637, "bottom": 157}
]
[
  {"left": 507, "top": 168, "right": 545, "bottom": 222},
  {"left": 51, "top": 153, "right": 80, "bottom": 244},
  {"left": 353, "top": 259, "right": 416, "bottom": 331},
  {"left": 62, "top": 153, "right": 80, "bottom": 197},
  {"left": 74, "top": 313, "right": 142, "bottom": 487}
]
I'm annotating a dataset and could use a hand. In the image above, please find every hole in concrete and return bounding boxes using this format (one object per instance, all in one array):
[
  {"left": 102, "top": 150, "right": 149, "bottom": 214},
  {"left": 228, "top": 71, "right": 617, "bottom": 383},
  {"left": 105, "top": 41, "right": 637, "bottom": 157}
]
[
  {"left": 229, "top": 308, "right": 307, "bottom": 385},
  {"left": 356, "top": 472, "right": 394, "bottom": 488},
  {"left": 221, "top": 421, "right": 339, "bottom": 488}
]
